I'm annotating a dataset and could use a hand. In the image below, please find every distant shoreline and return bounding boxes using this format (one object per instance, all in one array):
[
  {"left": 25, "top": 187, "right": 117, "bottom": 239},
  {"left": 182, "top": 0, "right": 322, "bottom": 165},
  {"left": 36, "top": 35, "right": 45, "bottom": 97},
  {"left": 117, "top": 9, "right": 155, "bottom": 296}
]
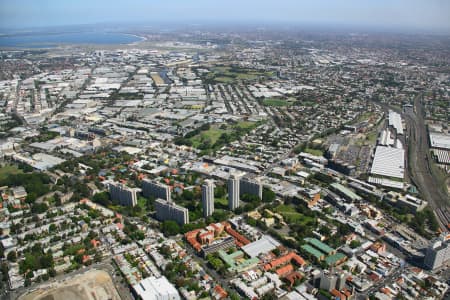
[
  {"left": 0, "top": 31, "right": 144, "bottom": 49},
  {"left": 124, "top": 33, "right": 147, "bottom": 45}
]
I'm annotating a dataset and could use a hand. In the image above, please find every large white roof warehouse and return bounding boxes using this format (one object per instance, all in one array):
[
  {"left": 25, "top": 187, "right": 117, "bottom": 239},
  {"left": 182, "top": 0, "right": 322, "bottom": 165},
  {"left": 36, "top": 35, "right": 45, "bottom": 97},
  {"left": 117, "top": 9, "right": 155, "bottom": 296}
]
[
  {"left": 133, "top": 276, "right": 180, "bottom": 300},
  {"left": 429, "top": 132, "right": 450, "bottom": 150},
  {"left": 388, "top": 110, "right": 403, "bottom": 135},
  {"left": 370, "top": 146, "right": 405, "bottom": 179}
]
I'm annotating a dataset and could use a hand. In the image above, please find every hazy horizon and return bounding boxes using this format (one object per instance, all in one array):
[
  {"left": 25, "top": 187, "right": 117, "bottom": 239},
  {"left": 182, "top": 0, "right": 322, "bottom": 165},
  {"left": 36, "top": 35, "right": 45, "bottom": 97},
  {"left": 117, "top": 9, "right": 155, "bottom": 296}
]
[{"left": 1, "top": 0, "right": 450, "bottom": 34}]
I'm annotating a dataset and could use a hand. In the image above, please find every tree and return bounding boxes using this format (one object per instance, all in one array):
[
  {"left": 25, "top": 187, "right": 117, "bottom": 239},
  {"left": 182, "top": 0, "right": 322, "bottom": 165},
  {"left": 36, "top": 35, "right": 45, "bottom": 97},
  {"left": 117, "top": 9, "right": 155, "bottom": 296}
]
[
  {"left": 349, "top": 240, "right": 361, "bottom": 249},
  {"left": 49, "top": 224, "right": 57, "bottom": 232},
  {"left": 54, "top": 193, "right": 62, "bottom": 206},
  {"left": 229, "top": 292, "right": 240, "bottom": 300},
  {"left": 214, "top": 185, "right": 226, "bottom": 198},
  {"left": 319, "top": 225, "right": 331, "bottom": 236},
  {"left": 272, "top": 247, "right": 281, "bottom": 256},
  {"left": 207, "top": 255, "right": 224, "bottom": 271},
  {"left": 7, "top": 251, "right": 17, "bottom": 262},
  {"left": 48, "top": 268, "right": 56, "bottom": 277},
  {"left": 181, "top": 190, "right": 194, "bottom": 201},
  {"left": 92, "top": 191, "right": 111, "bottom": 206},
  {"left": 41, "top": 273, "right": 50, "bottom": 281},
  {"left": 161, "top": 220, "right": 181, "bottom": 236},
  {"left": 25, "top": 192, "right": 38, "bottom": 204},
  {"left": 24, "top": 278, "right": 31, "bottom": 287},
  {"left": 262, "top": 187, "right": 276, "bottom": 203},
  {"left": 39, "top": 254, "right": 53, "bottom": 268},
  {"left": 31, "top": 202, "right": 48, "bottom": 214}
]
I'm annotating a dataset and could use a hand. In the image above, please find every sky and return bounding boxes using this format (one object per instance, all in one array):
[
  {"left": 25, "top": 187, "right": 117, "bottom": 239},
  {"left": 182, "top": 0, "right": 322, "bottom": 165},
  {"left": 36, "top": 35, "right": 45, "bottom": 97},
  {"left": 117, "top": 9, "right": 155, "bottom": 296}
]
[{"left": 1, "top": 0, "right": 449, "bottom": 33}]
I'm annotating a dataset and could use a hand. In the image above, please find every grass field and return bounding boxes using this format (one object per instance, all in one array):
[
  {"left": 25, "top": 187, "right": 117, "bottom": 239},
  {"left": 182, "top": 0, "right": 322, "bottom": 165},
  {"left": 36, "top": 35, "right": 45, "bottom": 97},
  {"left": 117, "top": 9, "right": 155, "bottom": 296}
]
[
  {"left": 189, "top": 121, "right": 257, "bottom": 148},
  {"left": 274, "top": 204, "right": 314, "bottom": 225},
  {"left": 214, "top": 76, "right": 235, "bottom": 83},
  {"left": 205, "top": 66, "right": 273, "bottom": 83},
  {"left": 215, "top": 197, "right": 228, "bottom": 209},
  {"left": 262, "top": 98, "right": 290, "bottom": 107},
  {"left": 190, "top": 127, "right": 230, "bottom": 148},
  {"left": 237, "top": 121, "right": 257, "bottom": 129},
  {"left": 366, "top": 131, "right": 378, "bottom": 143},
  {"left": 0, "top": 165, "right": 22, "bottom": 182},
  {"left": 304, "top": 148, "right": 324, "bottom": 156},
  {"left": 355, "top": 112, "right": 374, "bottom": 123}
]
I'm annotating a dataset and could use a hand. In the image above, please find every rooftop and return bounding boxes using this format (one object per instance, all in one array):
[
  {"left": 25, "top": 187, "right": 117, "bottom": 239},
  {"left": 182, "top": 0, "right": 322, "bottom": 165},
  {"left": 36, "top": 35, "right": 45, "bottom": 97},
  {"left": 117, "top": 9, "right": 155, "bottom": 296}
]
[
  {"left": 241, "top": 235, "right": 280, "bottom": 258},
  {"left": 429, "top": 132, "right": 450, "bottom": 150},
  {"left": 304, "top": 238, "right": 335, "bottom": 255},
  {"left": 370, "top": 146, "right": 405, "bottom": 179}
]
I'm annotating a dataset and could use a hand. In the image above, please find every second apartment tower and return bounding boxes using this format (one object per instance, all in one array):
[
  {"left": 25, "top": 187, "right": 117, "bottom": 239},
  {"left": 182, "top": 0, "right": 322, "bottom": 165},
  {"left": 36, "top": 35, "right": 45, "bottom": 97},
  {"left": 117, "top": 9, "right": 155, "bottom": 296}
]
[
  {"left": 202, "top": 179, "right": 215, "bottom": 217},
  {"left": 142, "top": 178, "right": 171, "bottom": 201}
]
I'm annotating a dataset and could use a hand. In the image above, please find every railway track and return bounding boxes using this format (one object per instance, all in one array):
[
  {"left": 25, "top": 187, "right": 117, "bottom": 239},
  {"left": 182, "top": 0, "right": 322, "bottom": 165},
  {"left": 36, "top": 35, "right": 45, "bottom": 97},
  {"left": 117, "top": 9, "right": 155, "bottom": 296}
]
[{"left": 436, "top": 207, "right": 450, "bottom": 229}]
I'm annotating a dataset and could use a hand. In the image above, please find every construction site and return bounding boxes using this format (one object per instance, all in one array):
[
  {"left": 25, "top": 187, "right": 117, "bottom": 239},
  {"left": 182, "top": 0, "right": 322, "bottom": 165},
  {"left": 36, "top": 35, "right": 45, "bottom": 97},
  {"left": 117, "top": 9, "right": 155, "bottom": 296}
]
[{"left": 17, "top": 269, "right": 120, "bottom": 300}]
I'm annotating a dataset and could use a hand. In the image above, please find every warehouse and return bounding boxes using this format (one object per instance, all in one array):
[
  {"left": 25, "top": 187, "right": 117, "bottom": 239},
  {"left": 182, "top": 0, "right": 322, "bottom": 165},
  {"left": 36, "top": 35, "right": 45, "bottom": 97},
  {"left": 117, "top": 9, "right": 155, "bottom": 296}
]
[
  {"left": 370, "top": 146, "right": 405, "bottom": 179},
  {"left": 388, "top": 110, "right": 403, "bottom": 135},
  {"left": 429, "top": 132, "right": 450, "bottom": 150},
  {"left": 133, "top": 276, "right": 180, "bottom": 300}
]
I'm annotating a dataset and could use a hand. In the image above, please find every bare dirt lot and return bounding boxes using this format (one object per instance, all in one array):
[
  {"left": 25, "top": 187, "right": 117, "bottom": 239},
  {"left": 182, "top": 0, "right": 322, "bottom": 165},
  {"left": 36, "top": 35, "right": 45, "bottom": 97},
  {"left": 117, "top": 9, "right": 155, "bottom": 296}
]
[{"left": 18, "top": 269, "right": 121, "bottom": 300}]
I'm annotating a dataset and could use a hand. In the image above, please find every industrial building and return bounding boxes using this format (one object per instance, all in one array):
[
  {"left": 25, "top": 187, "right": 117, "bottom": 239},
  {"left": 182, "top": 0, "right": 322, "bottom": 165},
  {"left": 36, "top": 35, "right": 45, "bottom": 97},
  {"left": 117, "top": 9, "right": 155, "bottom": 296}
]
[
  {"left": 429, "top": 132, "right": 450, "bottom": 150},
  {"left": 384, "top": 191, "right": 427, "bottom": 213},
  {"left": 330, "top": 183, "right": 362, "bottom": 202},
  {"left": 202, "top": 179, "right": 215, "bottom": 218},
  {"left": 133, "top": 276, "right": 180, "bottom": 300},
  {"left": 388, "top": 110, "right": 403, "bottom": 135},
  {"left": 369, "top": 146, "right": 405, "bottom": 189},
  {"left": 228, "top": 174, "right": 240, "bottom": 211},
  {"left": 370, "top": 146, "right": 405, "bottom": 179},
  {"left": 155, "top": 198, "right": 189, "bottom": 225},
  {"left": 429, "top": 132, "right": 450, "bottom": 165},
  {"left": 142, "top": 179, "right": 171, "bottom": 201},
  {"left": 108, "top": 182, "right": 138, "bottom": 207}
]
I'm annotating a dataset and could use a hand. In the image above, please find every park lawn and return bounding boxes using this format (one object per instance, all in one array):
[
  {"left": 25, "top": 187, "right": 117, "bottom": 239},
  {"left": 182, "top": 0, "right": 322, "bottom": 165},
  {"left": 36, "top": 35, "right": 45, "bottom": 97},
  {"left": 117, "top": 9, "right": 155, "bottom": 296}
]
[
  {"left": 215, "top": 197, "right": 228, "bottom": 209},
  {"left": 190, "top": 127, "right": 230, "bottom": 147},
  {"left": 263, "top": 98, "right": 290, "bottom": 107},
  {"left": 0, "top": 165, "right": 23, "bottom": 182},
  {"left": 274, "top": 205, "right": 314, "bottom": 225},
  {"left": 214, "top": 76, "right": 235, "bottom": 83},
  {"left": 299, "top": 101, "right": 316, "bottom": 107},
  {"left": 235, "top": 121, "right": 256, "bottom": 130},
  {"left": 236, "top": 73, "right": 259, "bottom": 80},
  {"left": 356, "top": 112, "right": 374, "bottom": 123},
  {"left": 207, "top": 66, "right": 272, "bottom": 83},
  {"left": 189, "top": 121, "right": 257, "bottom": 148},
  {"left": 304, "top": 148, "right": 324, "bottom": 156},
  {"left": 211, "top": 66, "right": 231, "bottom": 73}
]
